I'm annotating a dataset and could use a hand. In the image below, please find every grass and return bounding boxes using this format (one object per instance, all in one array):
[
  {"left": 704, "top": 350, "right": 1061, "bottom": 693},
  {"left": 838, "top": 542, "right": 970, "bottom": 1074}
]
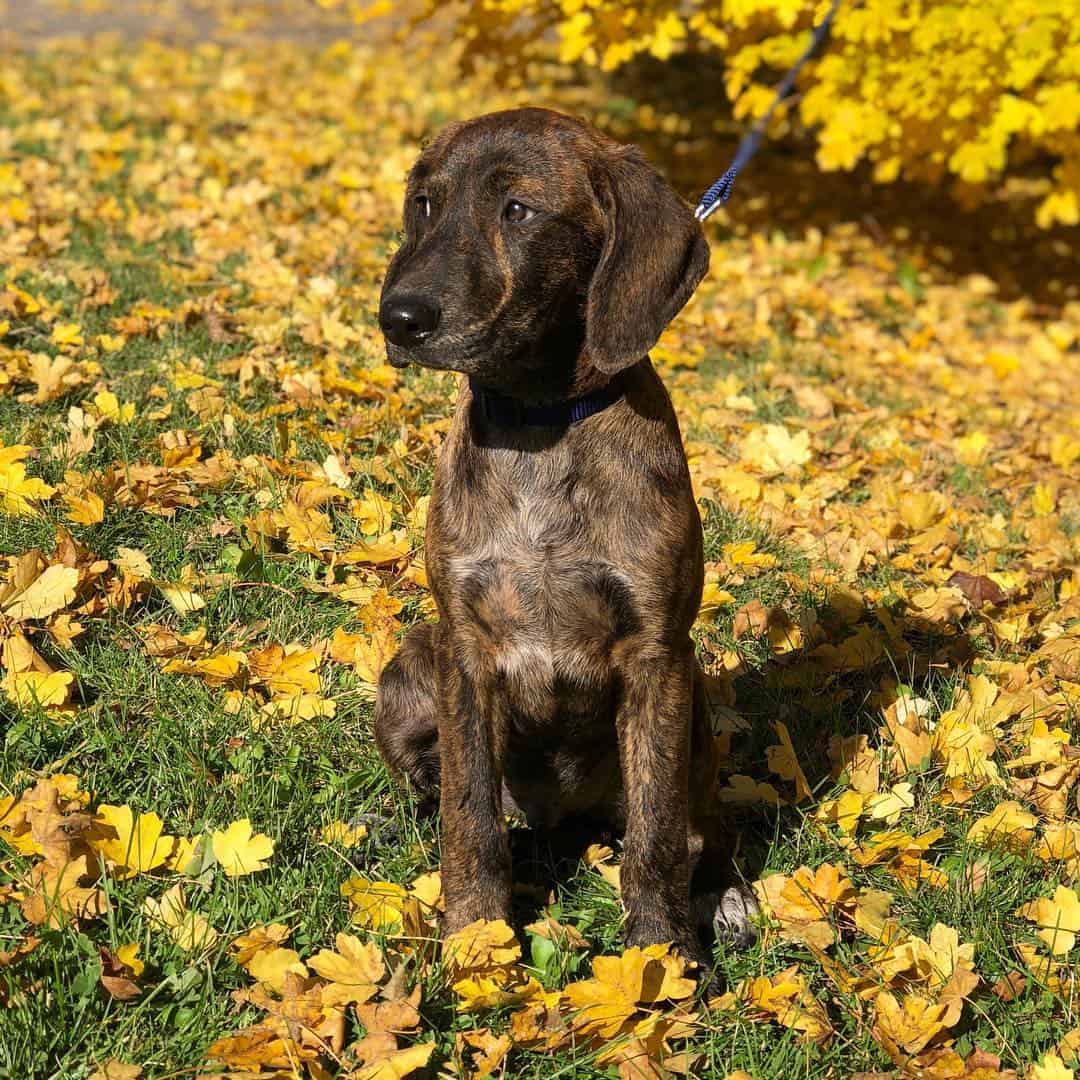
[{"left": 1, "top": 24, "right": 1078, "bottom": 1080}]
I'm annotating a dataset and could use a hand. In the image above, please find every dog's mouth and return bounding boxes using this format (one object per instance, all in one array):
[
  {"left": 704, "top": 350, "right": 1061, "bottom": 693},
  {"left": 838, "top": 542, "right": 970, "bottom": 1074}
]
[
  {"left": 385, "top": 339, "right": 453, "bottom": 371},
  {"left": 385, "top": 342, "right": 419, "bottom": 369},
  {"left": 384, "top": 332, "right": 486, "bottom": 374}
]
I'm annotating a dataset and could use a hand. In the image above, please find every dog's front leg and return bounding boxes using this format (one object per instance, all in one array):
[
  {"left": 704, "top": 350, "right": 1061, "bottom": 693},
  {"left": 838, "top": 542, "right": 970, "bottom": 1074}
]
[
  {"left": 617, "top": 643, "right": 698, "bottom": 960},
  {"left": 437, "top": 647, "right": 511, "bottom": 933}
]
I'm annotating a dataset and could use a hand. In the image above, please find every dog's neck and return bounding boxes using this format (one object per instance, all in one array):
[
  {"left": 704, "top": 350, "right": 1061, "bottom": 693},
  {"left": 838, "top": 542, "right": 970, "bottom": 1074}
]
[{"left": 467, "top": 371, "right": 626, "bottom": 431}]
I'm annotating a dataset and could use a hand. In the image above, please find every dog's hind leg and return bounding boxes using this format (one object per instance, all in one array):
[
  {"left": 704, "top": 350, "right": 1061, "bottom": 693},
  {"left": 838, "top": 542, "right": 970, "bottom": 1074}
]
[
  {"left": 374, "top": 622, "right": 441, "bottom": 817},
  {"left": 689, "top": 821, "right": 759, "bottom": 953},
  {"left": 688, "top": 663, "right": 759, "bottom": 955}
]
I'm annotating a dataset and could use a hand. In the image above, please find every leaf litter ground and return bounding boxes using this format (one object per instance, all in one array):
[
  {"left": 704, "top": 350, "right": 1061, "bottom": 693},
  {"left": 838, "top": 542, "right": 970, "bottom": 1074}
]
[{"left": 0, "top": 6, "right": 1079, "bottom": 1079}]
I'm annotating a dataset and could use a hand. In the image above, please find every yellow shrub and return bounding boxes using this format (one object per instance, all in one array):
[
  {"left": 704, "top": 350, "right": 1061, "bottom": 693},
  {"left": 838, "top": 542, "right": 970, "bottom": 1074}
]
[{"left": 424, "top": 0, "right": 1080, "bottom": 228}]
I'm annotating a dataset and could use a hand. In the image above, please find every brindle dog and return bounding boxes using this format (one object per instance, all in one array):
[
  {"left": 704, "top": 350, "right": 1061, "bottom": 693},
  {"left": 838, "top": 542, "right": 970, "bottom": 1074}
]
[{"left": 374, "top": 107, "right": 757, "bottom": 970}]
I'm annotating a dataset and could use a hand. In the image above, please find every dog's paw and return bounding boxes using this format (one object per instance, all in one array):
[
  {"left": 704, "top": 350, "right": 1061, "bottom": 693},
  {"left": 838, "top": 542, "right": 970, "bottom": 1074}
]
[
  {"left": 712, "top": 884, "right": 759, "bottom": 951},
  {"left": 349, "top": 813, "right": 400, "bottom": 846}
]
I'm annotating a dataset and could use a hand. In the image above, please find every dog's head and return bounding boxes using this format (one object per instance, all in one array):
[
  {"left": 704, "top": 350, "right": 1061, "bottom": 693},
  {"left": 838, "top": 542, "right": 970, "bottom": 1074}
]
[{"left": 378, "top": 108, "right": 708, "bottom": 400}]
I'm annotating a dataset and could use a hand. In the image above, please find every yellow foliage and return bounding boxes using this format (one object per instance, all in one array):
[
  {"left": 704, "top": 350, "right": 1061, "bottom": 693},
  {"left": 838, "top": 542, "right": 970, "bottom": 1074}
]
[
  {"left": 433, "top": 0, "right": 1080, "bottom": 226},
  {"left": 712, "top": 965, "right": 833, "bottom": 1043}
]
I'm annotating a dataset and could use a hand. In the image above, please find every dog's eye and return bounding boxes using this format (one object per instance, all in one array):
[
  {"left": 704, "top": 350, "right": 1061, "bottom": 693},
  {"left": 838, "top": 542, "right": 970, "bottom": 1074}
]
[
  {"left": 414, "top": 195, "right": 431, "bottom": 219},
  {"left": 503, "top": 199, "right": 536, "bottom": 224}
]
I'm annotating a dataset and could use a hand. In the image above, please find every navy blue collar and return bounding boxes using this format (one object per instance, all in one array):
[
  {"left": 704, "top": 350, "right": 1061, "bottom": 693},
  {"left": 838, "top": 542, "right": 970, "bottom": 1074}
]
[{"left": 469, "top": 375, "right": 624, "bottom": 429}]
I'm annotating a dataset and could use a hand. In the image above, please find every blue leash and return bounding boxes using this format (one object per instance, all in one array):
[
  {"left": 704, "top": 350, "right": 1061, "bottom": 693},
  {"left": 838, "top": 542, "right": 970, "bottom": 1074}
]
[{"left": 694, "top": 0, "right": 844, "bottom": 222}]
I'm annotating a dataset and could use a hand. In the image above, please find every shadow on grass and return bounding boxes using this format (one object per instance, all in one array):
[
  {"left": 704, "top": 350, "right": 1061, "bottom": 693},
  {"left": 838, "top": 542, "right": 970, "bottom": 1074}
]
[
  {"left": 717, "top": 615, "right": 981, "bottom": 857},
  {"left": 595, "top": 51, "right": 1079, "bottom": 309}
]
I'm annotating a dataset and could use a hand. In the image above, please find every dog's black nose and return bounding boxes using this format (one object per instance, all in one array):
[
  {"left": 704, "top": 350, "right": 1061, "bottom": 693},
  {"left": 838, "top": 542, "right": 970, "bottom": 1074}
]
[{"left": 379, "top": 295, "right": 441, "bottom": 347}]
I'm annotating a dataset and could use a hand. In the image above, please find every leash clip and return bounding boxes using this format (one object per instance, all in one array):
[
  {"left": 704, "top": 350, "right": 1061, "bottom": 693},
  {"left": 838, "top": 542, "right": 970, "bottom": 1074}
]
[{"left": 693, "top": 0, "right": 844, "bottom": 222}]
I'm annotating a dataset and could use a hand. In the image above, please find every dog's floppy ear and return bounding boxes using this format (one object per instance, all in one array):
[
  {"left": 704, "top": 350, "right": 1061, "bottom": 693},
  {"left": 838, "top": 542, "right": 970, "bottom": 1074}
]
[{"left": 585, "top": 147, "right": 709, "bottom": 374}]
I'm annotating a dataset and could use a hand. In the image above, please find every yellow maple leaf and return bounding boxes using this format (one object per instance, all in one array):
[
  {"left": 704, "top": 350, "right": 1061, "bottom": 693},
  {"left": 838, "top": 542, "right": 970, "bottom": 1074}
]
[
  {"left": 115, "top": 942, "right": 144, "bottom": 977},
  {"left": 204, "top": 1027, "right": 307, "bottom": 1071},
  {"left": 281, "top": 500, "right": 335, "bottom": 554},
  {"left": 20, "top": 853, "right": 108, "bottom": 927},
  {"left": 456, "top": 1028, "right": 512, "bottom": 1078},
  {"left": 51, "top": 322, "right": 84, "bottom": 348},
  {"left": 320, "top": 819, "right": 368, "bottom": 846},
  {"left": 164, "top": 835, "right": 201, "bottom": 874},
  {"left": 96, "top": 333, "right": 126, "bottom": 353},
  {"left": 351, "top": 1042, "right": 434, "bottom": 1080},
  {"left": 2, "top": 563, "right": 78, "bottom": 621},
  {"left": 954, "top": 431, "right": 989, "bottom": 466},
  {"left": 697, "top": 580, "right": 736, "bottom": 623},
  {"left": 876, "top": 922, "right": 975, "bottom": 994},
  {"left": 1038, "top": 823, "right": 1080, "bottom": 865},
  {"left": 211, "top": 819, "right": 275, "bottom": 877},
  {"left": 865, "top": 782, "right": 915, "bottom": 826},
  {"left": 329, "top": 624, "right": 398, "bottom": 689},
  {"left": 740, "top": 424, "right": 812, "bottom": 476},
  {"left": 341, "top": 877, "right": 425, "bottom": 936},
  {"left": 1018, "top": 885, "right": 1080, "bottom": 955},
  {"left": 453, "top": 972, "right": 542, "bottom": 1013},
  {"left": 709, "top": 465, "right": 761, "bottom": 504},
  {"left": 410, "top": 871, "right": 443, "bottom": 913},
  {"left": 158, "top": 583, "right": 205, "bottom": 614},
  {"left": 445, "top": 921, "right": 540, "bottom": 1012},
  {"left": 88, "top": 1062, "right": 142, "bottom": 1080},
  {"left": 815, "top": 789, "right": 865, "bottom": 835},
  {"left": 718, "top": 774, "right": 784, "bottom": 806},
  {"left": 713, "top": 966, "right": 832, "bottom": 1043},
  {"left": 1032, "top": 1053, "right": 1075, "bottom": 1080},
  {"left": 967, "top": 801, "right": 1037, "bottom": 852},
  {"left": 1032, "top": 482, "right": 1057, "bottom": 516},
  {"left": 91, "top": 804, "right": 175, "bottom": 879},
  {"left": 444, "top": 919, "right": 522, "bottom": 973},
  {"left": 1, "top": 669, "right": 74, "bottom": 712},
  {"left": 722, "top": 541, "right": 778, "bottom": 570},
  {"left": 897, "top": 491, "right": 949, "bottom": 532},
  {"left": 230, "top": 923, "right": 291, "bottom": 966},
  {"left": 64, "top": 490, "right": 105, "bottom": 525},
  {"left": 353, "top": 490, "right": 395, "bottom": 535},
  {"left": 871, "top": 990, "right": 952, "bottom": 1062},
  {"left": 163, "top": 651, "right": 245, "bottom": 686},
  {"left": 829, "top": 733, "right": 880, "bottom": 794},
  {"left": 307, "top": 932, "right": 384, "bottom": 1005},
  {"left": 93, "top": 390, "right": 135, "bottom": 425},
  {"left": 1049, "top": 434, "right": 1080, "bottom": 470},
  {"left": 580, "top": 842, "right": 622, "bottom": 893},
  {"left": 248, "top": 643, "right": 321, "bottom": 698},
  {"left": 853, "top": 889, "right": 895, "bottom": 941},
  {"left": 340, "top": 530, "right": 412, "bottom": 566},
  {"left": 755, "top": 863, "right": 855, "bottom": 948},
  {"left": 246, "top": 946, "right": 307, "bottom": 992},
  {"left": 766, "top": 721, "right": 812, "bottom": 801},
  {"left": 562, "top": 943, "right": 695, "bottom": 1040},
  {"left": 114, "top": 547, "right": 153, "bottom": 579},
  {"left": 143, "top": 884, "right": 218, "bottom": 952}
]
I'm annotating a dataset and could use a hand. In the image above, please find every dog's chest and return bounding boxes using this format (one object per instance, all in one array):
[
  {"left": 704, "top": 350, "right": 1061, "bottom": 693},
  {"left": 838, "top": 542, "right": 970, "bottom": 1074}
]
[{"left": 439, "top": 476, "right": 639, "bottom": 715}]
